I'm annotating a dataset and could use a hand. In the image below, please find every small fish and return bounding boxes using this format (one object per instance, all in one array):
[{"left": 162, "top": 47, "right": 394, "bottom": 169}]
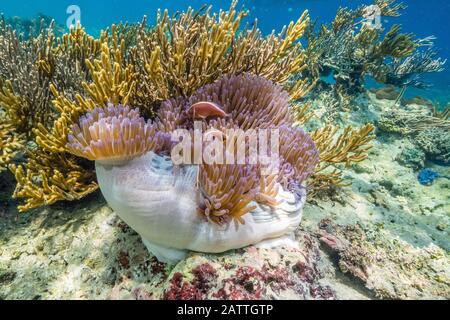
[{"left": 188, "top": 101, "right": 228, "bottom": 120}]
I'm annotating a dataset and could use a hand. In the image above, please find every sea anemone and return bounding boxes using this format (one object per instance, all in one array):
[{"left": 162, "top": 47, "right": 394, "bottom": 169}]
[
  {"left": 67, "top": 104, "right": 164, "bottom": 165},
  {"left": 189, "top": 73, "right": 294, "bottom": 130},
  {"left": 198, "top": 164, "right": 259, "bottom": 226},
  {"left": 278, "top": 125, "right": 320, "bottom": 190},
  {"left": 66, "top": 74, "right": 320, "bottom": 263}
]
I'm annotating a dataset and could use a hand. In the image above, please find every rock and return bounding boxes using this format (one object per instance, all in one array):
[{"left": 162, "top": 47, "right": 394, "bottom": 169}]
[
  {"left": 402, "top": 96, "right": 434, "bottom": 109},
  {"left": 395, "top": 146, "right": 425, "bottom": 170},
  {"left": 436, "top": 223, "right": 447, "bottom": 232},
  {"left": 370, "top": 86, "right": 400, "bottom": 101}
]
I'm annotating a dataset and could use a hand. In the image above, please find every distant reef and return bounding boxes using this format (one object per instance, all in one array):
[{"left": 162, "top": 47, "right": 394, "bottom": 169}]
[{"left": 1, "top": 13, "right": 65, "bottom": 38}]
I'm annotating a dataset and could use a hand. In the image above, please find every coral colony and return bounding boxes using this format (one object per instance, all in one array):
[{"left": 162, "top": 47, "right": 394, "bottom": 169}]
[{"left": 0, "top": 0, "right": 447, "bottom": 262}]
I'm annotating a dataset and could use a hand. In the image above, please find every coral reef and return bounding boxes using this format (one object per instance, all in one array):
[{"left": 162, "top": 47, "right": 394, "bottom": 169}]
[
  {"left": 319, "top": 219, "right": 450, "bottom": 299},
  {"left": 416, "top": 128, "right": 450, "bottom": 165},
  {"left": 308, "top": 124, "right": 376, "bottom": 197},
  {"left": 1, "top": 14, "right": 65, "bottom": 39},
  {"left": 377, "top": 100, "right": 450, "bottom": 164},
  {"left": 0, "top": 59, "right": 448, "bottom": 299},
  {"left": 5, "top": 2, "right": 320, "bottom": 212},
  {"left": 305, "top": 0, "right": 445, "bottom": 96}
]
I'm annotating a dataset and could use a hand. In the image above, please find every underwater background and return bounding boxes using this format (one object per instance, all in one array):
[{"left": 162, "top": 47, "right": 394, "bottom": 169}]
[{"left": 1, "top": 0, "right": 449, "bottom": 105}]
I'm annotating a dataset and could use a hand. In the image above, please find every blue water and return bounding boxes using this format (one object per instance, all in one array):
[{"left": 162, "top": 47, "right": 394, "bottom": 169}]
[{"left": 1, "top": 0, "right": 449, "bottom": 104}]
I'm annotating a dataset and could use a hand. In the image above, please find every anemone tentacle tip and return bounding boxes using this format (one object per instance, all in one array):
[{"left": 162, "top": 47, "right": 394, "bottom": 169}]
[{"left": 66, "top": 104, "right": 163, "bottom": 165}]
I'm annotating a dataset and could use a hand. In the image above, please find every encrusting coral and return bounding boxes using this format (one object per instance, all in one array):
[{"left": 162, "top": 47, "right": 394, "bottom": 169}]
[
  {"left": 2, "top": 2, "right": 375, "bottom": 213},
  {"left": 378, "top": 101, "right": 450, "bottom": 164}
]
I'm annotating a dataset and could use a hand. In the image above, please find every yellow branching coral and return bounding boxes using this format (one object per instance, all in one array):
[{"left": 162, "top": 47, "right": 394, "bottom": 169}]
[
  {"left": 292, "top": 103, "right": 314, "bottom": 127},
  {"left": 54, "top": 23, "right": 102, "bottom": 60},
  {"left": 11, "top": 28, "right": 137, "bottom": 211},
  {"left": 10, "top": 152, "right": 97, "bottom": 211},
  {"left": 308, "top": 124, "right": 376, "bottom": 196},
  {"left": 0, "top": 79, "right": 27, "bottom": 129},
  {"left": 0, "top": 115, "right": 25, "bottom": 172},
  {"left": 34, "top": 32, "right": 136, "bottom": 154},
  {"left": 133, "top": 1, "right": 313, "bottom": 114},
  {"left": 83, "top": 42, "right": 136, "bottom": 106},
  {"left": 312, "top": 125, "right": 375, "bottom": 165},
  {"left": 376, "top": 25, "right": 416, "bottom": 58}
]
